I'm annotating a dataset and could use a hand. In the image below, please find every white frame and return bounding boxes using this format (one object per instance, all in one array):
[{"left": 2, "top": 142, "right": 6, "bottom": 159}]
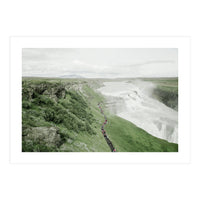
[{"left": 10, "top": 36, "right": 191, "bottom": 164}]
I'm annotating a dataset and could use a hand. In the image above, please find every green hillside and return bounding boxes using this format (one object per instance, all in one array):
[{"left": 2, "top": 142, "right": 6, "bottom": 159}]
[
  {"left": 143, "top": 77, "right": 178, "bottom": 111},
  {"left": 105, "top": 116, "right": 178, "bottom": 152},
  {"left": 22, "top": 78, "right": 178, "bottom": 152}
]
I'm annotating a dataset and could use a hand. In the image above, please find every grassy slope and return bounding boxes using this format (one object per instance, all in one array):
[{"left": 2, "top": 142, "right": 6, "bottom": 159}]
[
  {"left": 22, "top": 78, "right": 110, "bottom": 152},
  {"left": 22, "top": 77, "right": 178, "bottom": 152},
  {"left": 83, "top": 78, "right": 178, "bottom": 152},
  {"left": 105, "top": 115, "right": 178, "bottom": 152}
]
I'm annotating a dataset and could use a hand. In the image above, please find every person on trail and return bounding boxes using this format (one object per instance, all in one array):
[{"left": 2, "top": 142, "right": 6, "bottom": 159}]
[{"left": 98, "top": 103, "right": 116, "bottom": 152}]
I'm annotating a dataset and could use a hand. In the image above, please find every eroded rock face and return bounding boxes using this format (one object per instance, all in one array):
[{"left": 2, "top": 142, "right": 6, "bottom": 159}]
[
  {"left": 23, "top": 127, "right": 61, "bottom": 147},
  {"left": 22, "top": 82, "right": 66, "bottom": 102},
  {"left": 43, "top": 87, "right": 66, "bottom": 102}
]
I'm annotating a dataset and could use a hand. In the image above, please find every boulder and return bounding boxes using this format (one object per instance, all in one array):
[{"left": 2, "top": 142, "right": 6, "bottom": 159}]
[{"left": 23, "top": 127, "right": 61, "bottom": 147}]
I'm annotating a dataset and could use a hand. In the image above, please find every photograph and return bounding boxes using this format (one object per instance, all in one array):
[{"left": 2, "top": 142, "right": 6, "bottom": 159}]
[
  {"left": 2, "top": 1, "right": 198, "bottom": 200},
  {"left": 22, "top": 48, "right": 178, "bottom": 152}
]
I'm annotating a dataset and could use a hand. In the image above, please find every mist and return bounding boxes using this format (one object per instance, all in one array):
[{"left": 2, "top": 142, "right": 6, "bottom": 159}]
[{"left": 98, "top": 80, "right": 178, "bottom": 143}]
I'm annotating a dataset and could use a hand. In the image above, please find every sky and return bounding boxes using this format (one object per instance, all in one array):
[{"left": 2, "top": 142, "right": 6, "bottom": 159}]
[{"left": 22, "top": 48, "right": 178, "bottom": 78}]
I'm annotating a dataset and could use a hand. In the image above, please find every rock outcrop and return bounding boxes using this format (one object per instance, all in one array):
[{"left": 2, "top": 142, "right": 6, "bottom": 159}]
[{"left": 23, "top": 127, "right": 61, "bottom": 148}]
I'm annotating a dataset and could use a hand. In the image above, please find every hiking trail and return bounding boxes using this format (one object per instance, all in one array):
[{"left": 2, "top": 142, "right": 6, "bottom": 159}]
[{"left": 98, "top": 103, "right": 116, "bottom": 152}]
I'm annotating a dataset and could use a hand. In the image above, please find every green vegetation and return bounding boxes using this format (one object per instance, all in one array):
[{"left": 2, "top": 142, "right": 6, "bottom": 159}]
[
  {"left": 22, "top": 79, "right": 99, "bottom": 152},
  {"left": 143, "top": 78, "right": 178, "bottom": 111},
  {"left": 22, "top": 77, "right": 178, "bottom": 152},
  {"left": 106, "top": 115, "right": 178, "bottom": 152}
]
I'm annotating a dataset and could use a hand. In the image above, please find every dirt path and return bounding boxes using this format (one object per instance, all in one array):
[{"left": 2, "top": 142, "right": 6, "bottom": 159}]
[{"left": 98, "top": 103, "right": 116, "bottom": 152}]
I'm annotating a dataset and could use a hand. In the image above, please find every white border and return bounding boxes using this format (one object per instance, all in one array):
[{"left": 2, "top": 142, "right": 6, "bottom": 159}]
[{"left": 10, "top": 36, "right": 190, "bottom": 164}]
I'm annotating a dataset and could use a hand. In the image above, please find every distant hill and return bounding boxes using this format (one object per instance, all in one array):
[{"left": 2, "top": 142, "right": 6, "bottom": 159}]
[{"left": 59, "top": 74, "right": 84, "bottom": 79}]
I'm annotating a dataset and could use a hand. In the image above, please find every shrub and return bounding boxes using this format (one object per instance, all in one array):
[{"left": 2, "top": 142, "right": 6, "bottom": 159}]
[
  {"left": 33, "top": 95, "right": 55, "bottom": 106},
  {"left": 22, "top": 79, "right": 97, "bottom": 152},
  {"left": 44, "top": 108, "right": 56, "bottom": 122},
  {"left": 22, "top": 100, "right": 31, "bottom": 109}
]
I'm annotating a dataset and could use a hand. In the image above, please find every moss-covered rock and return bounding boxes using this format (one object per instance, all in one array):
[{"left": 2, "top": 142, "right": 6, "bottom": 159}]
[{"left": 22, "top": 127, "right": 61, "bottom": 152}]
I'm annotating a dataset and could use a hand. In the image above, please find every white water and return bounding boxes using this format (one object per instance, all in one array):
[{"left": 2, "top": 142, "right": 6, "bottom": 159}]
[{"left": 97, "top": 80, "right": 178, "bottom": 143}]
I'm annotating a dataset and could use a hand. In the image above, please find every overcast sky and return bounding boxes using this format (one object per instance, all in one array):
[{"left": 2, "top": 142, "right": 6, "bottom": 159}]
[{"left": 22, "top": 48, "right": 178, "bottom": 78}]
